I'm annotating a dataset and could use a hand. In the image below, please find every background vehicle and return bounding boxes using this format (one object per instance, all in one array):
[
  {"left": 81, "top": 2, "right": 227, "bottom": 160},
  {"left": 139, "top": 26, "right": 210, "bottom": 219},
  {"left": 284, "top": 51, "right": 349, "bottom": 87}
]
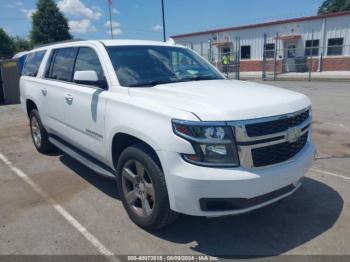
[{"left": 20, "top": 40, "right": 315, "bottom": 230}]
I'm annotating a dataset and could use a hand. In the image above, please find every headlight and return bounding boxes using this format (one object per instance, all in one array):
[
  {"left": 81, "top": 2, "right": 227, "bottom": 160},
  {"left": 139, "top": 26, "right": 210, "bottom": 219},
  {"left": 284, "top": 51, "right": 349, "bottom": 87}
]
[{"left": 172, "top": 120, "right": 239, "bottom": 167}]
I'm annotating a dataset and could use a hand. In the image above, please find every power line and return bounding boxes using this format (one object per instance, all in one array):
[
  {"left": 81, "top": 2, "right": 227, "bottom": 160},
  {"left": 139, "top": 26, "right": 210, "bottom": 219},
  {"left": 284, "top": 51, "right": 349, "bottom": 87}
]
[{"left": 0, "top": 18, "right": 169, "bottom": 34}]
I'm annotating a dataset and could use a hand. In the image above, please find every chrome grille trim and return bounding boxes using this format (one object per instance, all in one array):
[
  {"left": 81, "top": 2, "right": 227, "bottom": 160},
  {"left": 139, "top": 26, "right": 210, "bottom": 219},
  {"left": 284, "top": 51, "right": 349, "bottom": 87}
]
[
  {"left": 234, "top": 116, "right": 311, "bottom": 143},
  {"left": 228, "top": 107, "right": 312, "bottom": 169},
  {"left": 227, "top": 107, "right": 310, "bottom": 126}
]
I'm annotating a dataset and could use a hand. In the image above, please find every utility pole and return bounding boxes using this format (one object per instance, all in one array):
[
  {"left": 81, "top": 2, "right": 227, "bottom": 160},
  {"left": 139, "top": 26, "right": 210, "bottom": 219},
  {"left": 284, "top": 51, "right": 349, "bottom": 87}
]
[
  {"left": 108, "top": 0, "right": 114, "bottom": 39},
  {"left": 161, "top": 0, "right": 166, "bottom": 42}
]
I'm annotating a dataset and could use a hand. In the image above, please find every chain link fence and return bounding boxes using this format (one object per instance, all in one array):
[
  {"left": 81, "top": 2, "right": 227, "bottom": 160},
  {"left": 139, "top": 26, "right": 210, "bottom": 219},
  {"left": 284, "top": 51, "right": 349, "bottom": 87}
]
[
  {"left": 261, "top": 34, "right": 350, "bottom": 81},
  {"left": 189, "top": 34, "right": 350, "bottom": 81},
  {"left": 202, "top": 51, "right": 241, "bottom": 80}
]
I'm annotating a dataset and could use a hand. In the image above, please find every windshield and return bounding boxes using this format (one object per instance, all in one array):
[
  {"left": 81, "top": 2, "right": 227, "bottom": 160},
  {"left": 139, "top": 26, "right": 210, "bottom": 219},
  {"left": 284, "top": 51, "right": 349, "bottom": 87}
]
[{"left": 106, "top": 45, "right": 224, "bottom": 87}]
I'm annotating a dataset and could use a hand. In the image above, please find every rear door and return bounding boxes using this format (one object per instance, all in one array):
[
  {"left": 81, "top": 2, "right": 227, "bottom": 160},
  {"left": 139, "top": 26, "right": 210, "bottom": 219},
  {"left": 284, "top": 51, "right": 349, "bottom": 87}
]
[{"left": 63, "top": 46, "right": 108, "bottom": 161}]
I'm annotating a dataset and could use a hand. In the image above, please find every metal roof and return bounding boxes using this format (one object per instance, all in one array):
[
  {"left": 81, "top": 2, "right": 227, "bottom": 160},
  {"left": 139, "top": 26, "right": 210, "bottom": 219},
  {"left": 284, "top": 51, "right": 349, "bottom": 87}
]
[{"left": 171, "top": 11, "right": 350, "bottom": 39}]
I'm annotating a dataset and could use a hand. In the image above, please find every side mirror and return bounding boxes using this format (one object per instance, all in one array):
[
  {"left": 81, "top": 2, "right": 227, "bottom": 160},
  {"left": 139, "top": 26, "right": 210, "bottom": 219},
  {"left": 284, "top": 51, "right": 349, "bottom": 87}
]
[{"left": 73, "top": 70, "right": 107, "bottom": 89}]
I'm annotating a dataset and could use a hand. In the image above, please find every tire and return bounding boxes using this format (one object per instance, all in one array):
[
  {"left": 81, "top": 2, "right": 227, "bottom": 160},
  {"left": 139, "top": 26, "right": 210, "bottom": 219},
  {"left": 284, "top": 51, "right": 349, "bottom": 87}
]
[
  {"left": 29, "top": 109, "right": 52, "bottom": 153},
  {"left": 116, "top": 144, "right": 178, "bottom": 230}
]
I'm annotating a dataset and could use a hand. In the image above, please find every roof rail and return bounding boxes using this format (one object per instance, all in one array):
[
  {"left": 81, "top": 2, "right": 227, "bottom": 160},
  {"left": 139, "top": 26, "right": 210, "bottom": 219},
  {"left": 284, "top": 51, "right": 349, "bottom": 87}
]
[{"left": 33, "top": 39, "right": 85, "bottom": 49}]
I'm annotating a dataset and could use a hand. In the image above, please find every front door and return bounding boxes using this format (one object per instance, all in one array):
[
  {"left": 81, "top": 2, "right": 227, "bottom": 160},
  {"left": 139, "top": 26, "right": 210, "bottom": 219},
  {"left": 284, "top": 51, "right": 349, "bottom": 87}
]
[
  {"left": 283, "top": 42, "right": 297, "bottom": 72},
  {"left": 63, "top": 46, "right": 107, "bottom": 161}
]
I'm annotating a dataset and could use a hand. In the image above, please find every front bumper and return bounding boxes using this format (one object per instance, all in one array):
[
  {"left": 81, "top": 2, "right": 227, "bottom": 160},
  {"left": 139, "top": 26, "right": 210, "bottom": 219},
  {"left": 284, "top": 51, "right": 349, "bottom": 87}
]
[{"left": 158, "top": 141, "right": 315, "bottom": 217}]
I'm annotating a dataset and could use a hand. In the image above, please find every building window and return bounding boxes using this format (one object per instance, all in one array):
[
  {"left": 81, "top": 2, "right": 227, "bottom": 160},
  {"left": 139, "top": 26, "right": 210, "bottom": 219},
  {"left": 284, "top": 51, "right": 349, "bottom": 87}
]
[
  {"left": 241, "top": 45, "right": 251, "bottom": 59},
  {"left": 264, "top": 43, "right": 275, "bottom": 59},
  {"left": 222, "top": 47, "right": 231, "bottom": 55},
  {"left": 305, "top": 39, "right": 319, "bottom": 56},
  {"left": 327, "top": 38, "right": 344, "bottom": 56}
]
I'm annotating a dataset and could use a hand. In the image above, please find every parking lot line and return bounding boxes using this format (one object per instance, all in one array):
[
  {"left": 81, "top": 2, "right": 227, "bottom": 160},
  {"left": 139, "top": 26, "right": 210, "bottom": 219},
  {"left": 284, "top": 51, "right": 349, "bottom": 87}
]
[
  {"left": 0, "top": 153, "right": 118, "bottom": 260},
  {"left": 324, "top": 122, "right": 350, "bottom": 133},
  {"left": 311, "top": 168, "right": 350, "bottom": 181}
]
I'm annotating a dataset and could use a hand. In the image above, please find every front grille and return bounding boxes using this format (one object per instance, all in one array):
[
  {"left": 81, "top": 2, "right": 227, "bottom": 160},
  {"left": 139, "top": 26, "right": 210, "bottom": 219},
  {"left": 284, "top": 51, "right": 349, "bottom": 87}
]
[
  {"left": 251, "top": 132, "right": 308, "bottom": 167},
  {"left": 245, "top": 110, "right": 309, "bottom": 137}
]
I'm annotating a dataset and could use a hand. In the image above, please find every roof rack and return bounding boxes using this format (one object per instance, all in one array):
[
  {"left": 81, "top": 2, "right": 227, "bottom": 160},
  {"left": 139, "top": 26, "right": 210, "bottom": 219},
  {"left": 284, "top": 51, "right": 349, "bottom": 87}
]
[{"left": 33, "top": 39, "right": 85, "bottom": 49}]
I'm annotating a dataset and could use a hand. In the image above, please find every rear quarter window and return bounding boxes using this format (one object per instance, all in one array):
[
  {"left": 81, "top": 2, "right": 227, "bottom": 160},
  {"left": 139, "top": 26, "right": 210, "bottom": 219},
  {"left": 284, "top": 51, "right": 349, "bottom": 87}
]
[{"left": 22, "top": 51, "right": 46, "bottom": 77}]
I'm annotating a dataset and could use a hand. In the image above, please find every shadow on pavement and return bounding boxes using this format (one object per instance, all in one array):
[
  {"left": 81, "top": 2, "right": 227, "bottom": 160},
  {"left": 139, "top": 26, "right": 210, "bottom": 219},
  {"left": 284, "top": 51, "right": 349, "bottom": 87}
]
[
  {"left": 58, "top": 154, "right": 343, "bottom": 258},
  {"left": 59, "top": 154, "right": 120, "bottom": 200},
  {"left": 155, "top": 178, "right": 343, "bottom": 257}
]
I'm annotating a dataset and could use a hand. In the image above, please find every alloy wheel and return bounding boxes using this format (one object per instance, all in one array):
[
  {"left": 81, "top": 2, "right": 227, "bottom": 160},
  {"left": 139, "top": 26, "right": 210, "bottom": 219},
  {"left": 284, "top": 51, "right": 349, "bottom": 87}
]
[
  {"left": 31, "top": 117, "right": 42, "bottom": 148},
  {"left": 121, "top": 160, "right": 155, "bottom": 218}
]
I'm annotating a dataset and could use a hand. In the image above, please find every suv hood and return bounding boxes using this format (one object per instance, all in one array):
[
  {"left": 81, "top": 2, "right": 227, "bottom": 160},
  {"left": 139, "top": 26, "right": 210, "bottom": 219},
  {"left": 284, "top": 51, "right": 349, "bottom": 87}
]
[{"left": 129, "top": 80, "right": 311, "bottom": 121}]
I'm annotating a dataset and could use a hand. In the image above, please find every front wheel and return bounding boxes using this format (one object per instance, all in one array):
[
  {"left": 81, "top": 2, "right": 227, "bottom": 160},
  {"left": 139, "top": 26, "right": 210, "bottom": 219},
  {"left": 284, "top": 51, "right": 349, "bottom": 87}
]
[{"left": 117, "top": 144, "right": 177, "bottom": 230}]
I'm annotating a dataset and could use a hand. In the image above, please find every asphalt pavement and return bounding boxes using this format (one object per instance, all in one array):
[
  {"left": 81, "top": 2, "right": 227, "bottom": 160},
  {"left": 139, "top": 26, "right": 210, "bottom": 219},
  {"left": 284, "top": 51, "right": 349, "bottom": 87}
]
[{"left": 0, "top": 81, "right": 349, "bottom": 258}]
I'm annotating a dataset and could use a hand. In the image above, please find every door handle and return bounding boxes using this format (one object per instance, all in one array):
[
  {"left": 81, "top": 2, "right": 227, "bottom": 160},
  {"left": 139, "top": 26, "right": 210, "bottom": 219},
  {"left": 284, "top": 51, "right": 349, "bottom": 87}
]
[
  {"left": 65, "top": 94, "right": 74, "bottom": 103},
  {"left": 41, "top": 88, "right": 47, "bottom": 96}
]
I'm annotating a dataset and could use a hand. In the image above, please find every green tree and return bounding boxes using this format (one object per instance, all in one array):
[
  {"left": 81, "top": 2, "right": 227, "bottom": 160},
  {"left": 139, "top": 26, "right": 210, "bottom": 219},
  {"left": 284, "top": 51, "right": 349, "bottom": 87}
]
[
  {"left": 0, "top": 28, "right": 14, "bottom": 59},
  {"left": 12, "top": 36, "right": 32, "bottom": 53},
  {"left": 30, "top": 0, "right": 72, "bottom": 45},
  {"left": 318, "top": 0, "right": 350, "bottom": 15}
]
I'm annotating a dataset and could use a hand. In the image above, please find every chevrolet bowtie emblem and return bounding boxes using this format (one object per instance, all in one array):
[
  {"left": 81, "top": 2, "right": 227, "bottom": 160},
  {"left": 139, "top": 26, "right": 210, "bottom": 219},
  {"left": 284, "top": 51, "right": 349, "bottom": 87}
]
[{"left": 285, "top": 126, "right": 302, "bottom": 143}]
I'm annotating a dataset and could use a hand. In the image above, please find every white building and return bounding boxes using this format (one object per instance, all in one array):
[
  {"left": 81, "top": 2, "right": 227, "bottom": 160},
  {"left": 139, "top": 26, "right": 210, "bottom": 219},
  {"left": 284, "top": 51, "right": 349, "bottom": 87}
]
[{"left": 171, "top": 11, "right": 350, "bottom": 72}]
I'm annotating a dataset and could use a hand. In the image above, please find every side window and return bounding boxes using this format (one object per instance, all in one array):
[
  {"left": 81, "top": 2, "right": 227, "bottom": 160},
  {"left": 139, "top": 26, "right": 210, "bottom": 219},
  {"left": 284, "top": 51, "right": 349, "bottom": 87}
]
[
  {"left": 241, "top": 46, "right": 251, "bottom": 59},
  {"left": 305, "top": 39, "right": 319, "bottom": 56},
  {"left": 44, "top": 50, "right": 56, "bottom": 78},
  {"left": 22, "top": 51, "right": 46, "bottom": 77},
  {"left": 74, "top": 47, "right": 105, "bottom": 81},
  {"left": 49, "top": 47, "right": 77, "bottom": 82},
  {"left": 327, "top": 38, "right": 344, "bottom": 56},
  {"left": 264, "top": 43, "right": 275, "bottom": 59}
]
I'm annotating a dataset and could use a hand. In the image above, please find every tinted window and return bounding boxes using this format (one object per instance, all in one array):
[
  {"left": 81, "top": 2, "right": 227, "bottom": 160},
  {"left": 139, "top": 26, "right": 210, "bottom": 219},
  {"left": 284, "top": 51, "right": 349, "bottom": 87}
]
[
  {"left": 107, "top": 46, "right": 223, "bottom": 87},
  {"left": 49, "top": 48, "right": 77, "bottom": 82},
  {"left": 44, "top": 50, "right": 57, "bottom": 78},
  {"left": 305, "top": 40, "right": 319, "bottom": 56},
  {"left": 327, "top": 38, "right": 343, "bottom": 56},
  {"left": 241, "top": 46, "right": 251, "bottom": 59},
  {"left": 74, "top": 47, "right": 104, "bottom": 81},
  {"left": 22, "top": 51, "right": 46, "bottom": 77}
]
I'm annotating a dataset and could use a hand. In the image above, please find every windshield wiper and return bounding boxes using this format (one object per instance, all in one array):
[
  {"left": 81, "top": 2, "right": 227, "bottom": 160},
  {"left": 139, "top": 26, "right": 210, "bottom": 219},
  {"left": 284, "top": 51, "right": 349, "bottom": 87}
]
[
  {"left": 128, "top": 75, "right": 221, "bottom": 87},
  {"left": 177, "top": 74, "right": 220, "bottom": 82},
  {"left": 129, "top": 79, "right": 174, "bottom": 87}
]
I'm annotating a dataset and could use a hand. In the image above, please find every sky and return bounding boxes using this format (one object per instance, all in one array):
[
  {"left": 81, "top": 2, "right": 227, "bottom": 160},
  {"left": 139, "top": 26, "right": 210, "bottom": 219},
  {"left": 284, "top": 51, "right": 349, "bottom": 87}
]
[{"left": 0, "top": 0, "right": 325, "bottom": 41}]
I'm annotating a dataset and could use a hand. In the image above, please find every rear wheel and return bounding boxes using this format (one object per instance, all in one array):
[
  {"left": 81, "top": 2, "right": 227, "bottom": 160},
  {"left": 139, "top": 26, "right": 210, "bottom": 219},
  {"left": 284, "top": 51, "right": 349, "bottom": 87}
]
[
  {"left": 117, "top": 144, "right": 178, "bottom": 230},
  {"left": 29, "top": 109, "right": 52, "bottom": 153}
]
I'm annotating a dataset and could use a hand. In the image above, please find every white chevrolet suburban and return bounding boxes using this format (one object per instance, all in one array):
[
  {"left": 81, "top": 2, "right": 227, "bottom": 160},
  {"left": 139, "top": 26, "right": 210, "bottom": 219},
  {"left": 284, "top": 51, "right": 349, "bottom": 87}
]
[{"left": 20, "top": 40, "right": 315, "bottom": 229}]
